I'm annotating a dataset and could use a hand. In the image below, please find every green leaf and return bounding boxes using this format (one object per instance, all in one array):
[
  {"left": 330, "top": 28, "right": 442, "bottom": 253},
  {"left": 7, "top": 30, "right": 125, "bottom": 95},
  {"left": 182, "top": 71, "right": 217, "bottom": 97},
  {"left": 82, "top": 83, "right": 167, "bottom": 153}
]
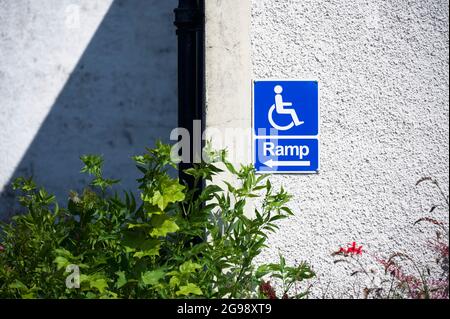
[
  {"left": 145, "top": 177, "right": 185, "bottom": 210},
  {"left": 80, "top": 274, "right": 90, "bottom": 284},
  {"left": 122, "top": 231, "right": 161, "bottom": 258},
  {"left": 123, "top": 231, "right": 158, "bottom": 249},
  {"left": 279, "top": 254, "right": 286, "bottom": 268},
  {"left": 12, "top": 177, "right": 36, "bottom": 192},
  {"left": 179, "top": 261, "right": 202, "bottom": 274},
  {"left": 54, "top": 256, "right": 70, "bottom": 271},
  {"left": 150, "top": 191, "right": 166, "bottom": 210},
  {"left": 141, "top": 269, "right": 165, "bottom": 286},
  {"left": 54, "top": 248, "right": 75, "bottom": 259},
  {"left": 169, "top": 276, "right": 180, "bottom": 288},
  {"left": 8, "top": 280, "right": 28, "bottom": 291},
  {"left": 150, "top": 216, "right": 179, "bottom": 237},
  {"left": 115, "top": 271, "right": 127, "bottom": 289},
  {"left": 153, "top": 187, "right": 184, "bottom": 210},
  {"left": 280, "top": 206, "right": 294, "bottom": 216},
  {"left": 90, "top": 278, "right": 108, "bottom": 294},
  {"left": 255, "top": 264, "right": 281, "bottom": 278},
  {"left": 176, "top": 283, "right": 203, "bottom": 296},
  {"left": 133, "top": 247, "right": 160, "bottom": 259},
  {"left": 80, "top": 155, "right": 103, "bottom": 177},
  {"left": 288, "top": 263, "right": 316, "bottom": 281},
  {"left": 127, "top": 223, "right": 150, "bottom": 229},
  {"left": 92, "top": 177, "right": 119, "bottom": 190},
  {"left": 224, "top": 162, "right": 238, "bottom": 174}
]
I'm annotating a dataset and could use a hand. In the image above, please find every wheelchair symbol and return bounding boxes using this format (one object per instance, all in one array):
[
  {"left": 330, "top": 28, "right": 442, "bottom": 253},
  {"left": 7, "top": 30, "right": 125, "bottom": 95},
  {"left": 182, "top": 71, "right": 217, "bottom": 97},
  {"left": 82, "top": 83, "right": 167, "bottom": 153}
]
[{"left": 268, "top": 85, "right": 304, "bottom": 131}]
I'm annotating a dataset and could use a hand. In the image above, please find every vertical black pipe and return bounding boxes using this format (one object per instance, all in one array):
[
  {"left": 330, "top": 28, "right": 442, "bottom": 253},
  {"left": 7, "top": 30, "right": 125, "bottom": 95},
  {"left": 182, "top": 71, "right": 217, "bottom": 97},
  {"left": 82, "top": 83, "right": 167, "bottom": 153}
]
[{"left": 174, "top": 0, "right": 205, "bottom": 189}]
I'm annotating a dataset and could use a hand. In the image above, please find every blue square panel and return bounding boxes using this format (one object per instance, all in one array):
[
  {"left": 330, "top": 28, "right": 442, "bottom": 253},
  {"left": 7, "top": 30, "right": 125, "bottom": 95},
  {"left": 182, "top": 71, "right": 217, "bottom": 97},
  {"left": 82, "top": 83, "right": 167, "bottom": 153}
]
[{"left": 253, "top": 80, "right": 318, "bottom": 137}]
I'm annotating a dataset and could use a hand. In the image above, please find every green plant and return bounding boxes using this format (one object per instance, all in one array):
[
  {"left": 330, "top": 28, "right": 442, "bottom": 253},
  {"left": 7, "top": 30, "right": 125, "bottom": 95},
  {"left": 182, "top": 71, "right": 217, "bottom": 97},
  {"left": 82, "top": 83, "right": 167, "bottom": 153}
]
[
  {"left": 257, "top": 254, "right": 314, "bottom": 299},
  {"left": 0, "top": 142, "right": 314, "bottom": 299}
]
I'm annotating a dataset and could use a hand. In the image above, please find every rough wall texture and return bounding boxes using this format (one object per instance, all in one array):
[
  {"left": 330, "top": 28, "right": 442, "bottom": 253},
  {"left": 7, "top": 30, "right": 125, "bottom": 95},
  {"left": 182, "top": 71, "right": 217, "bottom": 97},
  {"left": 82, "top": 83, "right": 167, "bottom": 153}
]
[
  {"left": 251, "top": 0, "right": 449, "bottom": 297},
  {"left": 0, "top": 0, "right": 177, "bottom": 219}
]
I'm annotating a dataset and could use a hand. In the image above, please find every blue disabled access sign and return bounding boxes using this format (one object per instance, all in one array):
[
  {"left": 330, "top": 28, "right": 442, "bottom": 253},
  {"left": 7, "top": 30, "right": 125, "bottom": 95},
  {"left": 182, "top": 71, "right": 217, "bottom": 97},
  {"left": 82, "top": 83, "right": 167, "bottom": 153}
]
[{"left": 253, "top": 80, "right": 319, "bottom": 173}]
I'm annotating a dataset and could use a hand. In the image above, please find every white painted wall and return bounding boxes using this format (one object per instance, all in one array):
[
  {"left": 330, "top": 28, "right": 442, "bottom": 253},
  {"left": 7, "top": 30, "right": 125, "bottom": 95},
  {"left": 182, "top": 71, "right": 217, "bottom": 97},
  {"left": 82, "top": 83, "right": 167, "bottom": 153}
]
[
  {"left": 0, "top": 0, "right": 177, "bottom": 219},
  {"left": 251, "top": 0, "right": 449, "bottom": 297}
]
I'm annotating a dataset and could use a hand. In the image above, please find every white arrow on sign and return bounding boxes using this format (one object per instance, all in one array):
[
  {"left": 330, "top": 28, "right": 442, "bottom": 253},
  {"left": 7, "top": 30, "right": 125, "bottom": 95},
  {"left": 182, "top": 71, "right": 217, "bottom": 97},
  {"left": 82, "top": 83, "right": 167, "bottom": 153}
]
[{"left": 263, "top": 159, "right": 311, "bottom": 168}]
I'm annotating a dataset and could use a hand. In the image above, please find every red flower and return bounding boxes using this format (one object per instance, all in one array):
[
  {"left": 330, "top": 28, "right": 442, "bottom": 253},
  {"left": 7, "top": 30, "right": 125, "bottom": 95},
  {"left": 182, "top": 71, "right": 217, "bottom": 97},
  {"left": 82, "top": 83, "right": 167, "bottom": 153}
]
[
  {"left": 259, "top": 281, "right": 278, "bottom": 299},
  {"left": 335, "top": 242, "right": 363, "bottom": 256},
  {"left": 0, "top": 245, "right": 4, "bottom": 252}
]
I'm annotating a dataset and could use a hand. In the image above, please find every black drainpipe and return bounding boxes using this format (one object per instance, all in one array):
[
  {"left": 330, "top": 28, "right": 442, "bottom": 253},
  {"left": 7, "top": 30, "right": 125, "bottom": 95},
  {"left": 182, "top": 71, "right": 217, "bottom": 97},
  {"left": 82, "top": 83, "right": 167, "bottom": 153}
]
[{"left": 174, "top": 0, "right": 205, "bottom": 189}]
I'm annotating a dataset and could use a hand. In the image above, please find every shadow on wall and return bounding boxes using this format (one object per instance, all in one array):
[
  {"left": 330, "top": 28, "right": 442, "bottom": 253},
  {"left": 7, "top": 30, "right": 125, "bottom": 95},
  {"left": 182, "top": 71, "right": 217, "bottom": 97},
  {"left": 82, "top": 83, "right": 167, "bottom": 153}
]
[{"left": 0, "top": 0, "right": 178, "bottom": 220}]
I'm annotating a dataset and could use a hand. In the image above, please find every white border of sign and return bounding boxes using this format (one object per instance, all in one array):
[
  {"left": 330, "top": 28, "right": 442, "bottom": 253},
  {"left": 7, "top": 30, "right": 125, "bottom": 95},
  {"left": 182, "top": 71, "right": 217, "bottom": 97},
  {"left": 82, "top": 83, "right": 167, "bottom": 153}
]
[{"left": 252, "top": 79, "right": 321, "bottom": 174}]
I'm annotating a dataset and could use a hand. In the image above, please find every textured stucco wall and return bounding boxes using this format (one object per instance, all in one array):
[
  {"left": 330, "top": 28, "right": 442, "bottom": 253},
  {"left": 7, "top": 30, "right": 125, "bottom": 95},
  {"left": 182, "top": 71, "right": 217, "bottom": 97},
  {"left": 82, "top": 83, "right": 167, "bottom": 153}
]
[
  {"left": 251, "top": 0, "right": 449, "bottom": 297},
  {"left": 0, "top": 0, "right": 177, "bottom": 219}
]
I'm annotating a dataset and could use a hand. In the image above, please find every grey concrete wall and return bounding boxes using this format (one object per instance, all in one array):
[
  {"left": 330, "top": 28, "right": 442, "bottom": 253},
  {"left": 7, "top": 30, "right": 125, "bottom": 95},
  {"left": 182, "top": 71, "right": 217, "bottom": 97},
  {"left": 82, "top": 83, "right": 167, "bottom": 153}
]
[
  {"left": 204, "top": 0, "right": 253, "bottom": 208},
  {"left": 0, "top": 0, "right": 177, "bottom": 219},
  {"left": 251, "top": 0, "right": 449, "bottom": 297}
]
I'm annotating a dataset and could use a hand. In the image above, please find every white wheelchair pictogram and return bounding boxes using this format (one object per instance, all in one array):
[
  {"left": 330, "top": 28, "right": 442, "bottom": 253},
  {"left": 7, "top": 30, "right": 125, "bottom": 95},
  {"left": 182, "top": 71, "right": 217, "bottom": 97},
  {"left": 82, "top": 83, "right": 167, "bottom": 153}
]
[{"left": 268, "top": 85, "right": 304, "bottom": 131}]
